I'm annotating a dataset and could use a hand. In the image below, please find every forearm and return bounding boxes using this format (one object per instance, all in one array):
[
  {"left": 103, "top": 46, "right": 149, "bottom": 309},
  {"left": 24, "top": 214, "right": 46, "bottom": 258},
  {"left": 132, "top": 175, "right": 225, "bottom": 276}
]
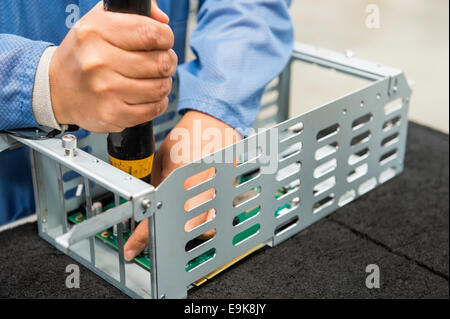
[
  {"left": 0, "top": 34, "right": 54, "bottom": 130},
  {"left": 177, "top": 0, "right": 294, "bottom": 136}
]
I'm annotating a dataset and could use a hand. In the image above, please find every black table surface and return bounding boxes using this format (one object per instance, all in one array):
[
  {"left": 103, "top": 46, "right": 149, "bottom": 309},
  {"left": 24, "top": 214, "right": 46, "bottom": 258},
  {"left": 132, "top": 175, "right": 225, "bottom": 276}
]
[{"left": 0, "top": 122, "right": 448, "bottom": 299}]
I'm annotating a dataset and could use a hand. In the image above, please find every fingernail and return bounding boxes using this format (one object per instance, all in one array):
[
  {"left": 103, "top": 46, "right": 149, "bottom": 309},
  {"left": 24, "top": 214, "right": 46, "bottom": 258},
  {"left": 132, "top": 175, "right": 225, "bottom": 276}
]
[{"left": 124, "top": 249, "right": 137, "bottom": 261}]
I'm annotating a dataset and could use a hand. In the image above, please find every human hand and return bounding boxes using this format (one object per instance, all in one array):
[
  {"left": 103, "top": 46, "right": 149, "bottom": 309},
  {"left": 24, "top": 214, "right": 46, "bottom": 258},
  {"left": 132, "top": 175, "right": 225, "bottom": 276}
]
[
  {"left": 124, "top": 110, "right": 242, "bottom": 260},
  {"left": 49, "top": 1, "right": 177, "bottom": 133}
]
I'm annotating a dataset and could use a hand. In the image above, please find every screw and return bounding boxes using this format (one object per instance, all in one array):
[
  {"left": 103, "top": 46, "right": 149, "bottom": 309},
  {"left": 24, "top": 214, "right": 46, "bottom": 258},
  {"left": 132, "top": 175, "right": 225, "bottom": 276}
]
[
  {"left": 156, "top": 202, "right": 163, "bottom": 209},
  {"left": 141, "top": 199, "right": 151, "bottom": 210},
  {"left": 62, "top": 134, "right": 77, "bottom": 157}
]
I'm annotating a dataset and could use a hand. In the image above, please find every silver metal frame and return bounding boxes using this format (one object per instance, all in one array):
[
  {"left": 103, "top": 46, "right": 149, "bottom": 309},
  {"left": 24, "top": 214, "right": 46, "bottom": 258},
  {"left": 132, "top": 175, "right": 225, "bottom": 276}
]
[{"left": 0, "top": 42, "right": 412, "bottom": 299}]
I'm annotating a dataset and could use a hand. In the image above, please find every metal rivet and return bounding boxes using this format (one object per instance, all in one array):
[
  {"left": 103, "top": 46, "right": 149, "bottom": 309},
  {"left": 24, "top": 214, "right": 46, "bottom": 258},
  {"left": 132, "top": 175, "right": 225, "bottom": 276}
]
[
  {"left": 156, "top": 202, "right": 163, "bottom": 209},
  {"left": 62, "top": 134, "right": 77, "bottom": 157},
  {"left": 141, "top": 199, "right": 151, "bottom": 209}
]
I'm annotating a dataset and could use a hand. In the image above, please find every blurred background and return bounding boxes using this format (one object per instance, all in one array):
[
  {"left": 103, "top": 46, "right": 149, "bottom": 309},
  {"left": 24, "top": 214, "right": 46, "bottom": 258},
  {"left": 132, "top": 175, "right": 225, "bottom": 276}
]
[{"left": 289, "top": 0, "right": 449, "bottom": 133}]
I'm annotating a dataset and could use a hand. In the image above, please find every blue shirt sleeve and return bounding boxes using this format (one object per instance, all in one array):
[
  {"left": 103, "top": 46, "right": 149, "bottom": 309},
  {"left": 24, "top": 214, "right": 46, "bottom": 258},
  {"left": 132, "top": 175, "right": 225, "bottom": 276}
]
[
  {"left": 0, "top": 34, "right": 52, "bottom": 130},
  {"left": 176, "top": 0, "right": 294, "bottom": 135}
]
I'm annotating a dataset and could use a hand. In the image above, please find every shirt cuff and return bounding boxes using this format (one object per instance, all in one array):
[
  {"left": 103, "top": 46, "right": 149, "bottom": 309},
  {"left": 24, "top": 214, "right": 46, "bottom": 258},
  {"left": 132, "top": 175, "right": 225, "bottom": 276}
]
[{"left": 31, "top": 46, "right": 63, "bottom": 130}]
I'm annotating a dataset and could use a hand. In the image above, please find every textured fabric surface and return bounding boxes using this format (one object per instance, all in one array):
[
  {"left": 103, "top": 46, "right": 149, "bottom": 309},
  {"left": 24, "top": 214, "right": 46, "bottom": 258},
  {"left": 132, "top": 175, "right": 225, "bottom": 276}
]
[
  {"left": 0, "top": 0, "right": 294, "bottom": 224},
  {"left": 0, "top": 122, "right": 447, "bottom": 298}
]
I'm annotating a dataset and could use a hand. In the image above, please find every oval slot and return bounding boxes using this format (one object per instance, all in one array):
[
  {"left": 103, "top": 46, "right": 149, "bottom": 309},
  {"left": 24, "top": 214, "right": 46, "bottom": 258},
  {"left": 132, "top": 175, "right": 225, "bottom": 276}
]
[
  {"left": 317, "top": 123, "right": 340, "bottom": 142},
  {"left": 185, "top": 208, "right": 216, "bottom": 232},
  {"left": 184, "top": 167, "right": 216, "bottom": 190},
  {"left": 185, "top": 228, "right": 216, "bottom": 252},
  {"left": 234, "top": 168, "right": 261, "bottom": 187},
  {"left": 276, "top": 160, "right": 301, "bottom": 182},
  {"left": 384, "top": 98, "right": 403, "bottom": 115},
  {"left": 184, "top": 188, "right": 216, "bottom": 212},
  {"left": 338, "top": 190, "right": 356, "bottom": 207},
  {"left": 381, "top": 132, "right": 400, "bottom": 148},
  {"left": 383, "top": 116, "right": 401, "bottom": 131},
  {"left": 315, "top": 142, "right": 338, "bottom": 161},
  {"left": 347, "top": 163, "right": 369, "bottom": 183},
  {"left": 233, "top": 205, "right": 261, "bottom": 227},
  {"left": 313, "top": 176, "right": 336, "bottom": 197},
  {"left": 276, "top": 179, "right": 300, "bottom": 201},
  {"left": 275, "top": 197, "right": 300, "bottom": 218},
  {"left": 348, "top": 147, "right": 370, "bottom": 166},
  {"left": 233, "top": 187, "right": 261, "bottom": 207},
  {"left": 314, "top": 158, "right": 337, "bottom": 179},
  {"left": 352, "top": 113, "right": 373, "bottom": 130},
  {"left": 379, "top": 167, "right": 397, "bottom": 183},
  {"left": 275, "top": 216, "right": 299, "bottom": 236},
  {"left": 379, "top": 149, "right": 398, "bottom": 165},
  {"left": 232, "top": 224, "right": 260, "bottom": 246},
  {"left": 313, "top": 194, "right": 335, "bottom": 214},
  {"left": 185, "top": 248, "right": 216, "bottom": 272},
  {"left": 351, "top": 130, "right": 371, "bottom": 147},
  {"left": 358, "top": 178, "right": 377, "bottom": 195}
]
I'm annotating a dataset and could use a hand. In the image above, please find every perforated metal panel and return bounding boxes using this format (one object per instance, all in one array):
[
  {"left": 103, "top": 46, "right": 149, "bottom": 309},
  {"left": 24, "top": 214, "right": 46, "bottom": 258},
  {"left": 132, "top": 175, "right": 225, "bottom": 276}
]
[{"left": 1, "top": 42, "right": 412, "bottom": 299}]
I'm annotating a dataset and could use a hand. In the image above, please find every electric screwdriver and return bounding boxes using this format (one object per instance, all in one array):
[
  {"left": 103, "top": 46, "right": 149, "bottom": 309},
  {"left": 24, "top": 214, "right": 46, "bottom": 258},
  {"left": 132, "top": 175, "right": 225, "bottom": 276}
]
[{"left": 104, "top": 0, "right": 155, "bottom": 183}]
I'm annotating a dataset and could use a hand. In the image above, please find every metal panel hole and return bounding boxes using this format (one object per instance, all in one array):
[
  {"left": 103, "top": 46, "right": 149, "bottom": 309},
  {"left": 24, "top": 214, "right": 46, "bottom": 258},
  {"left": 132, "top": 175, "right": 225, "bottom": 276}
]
[
  {"left": 351, "top": 130, "right": 371, "bottom": 147},
  {"left": 186, "top": 248, "right": 216, "bottom": 272},
  {"left": 352, "top": 113, "right": 373, "bottom": 130},
  {"left": 317, "top": 123, "right": 340, "bottom": 142},
  {"left": 315, "top": 141, "right": 338, "bottom": 160},
  {"left": 313, "top": 193, "right": 335, "bottom": 214},
  {"left": 275, "top": 216, "right": 299, "bottom": 236},
  {"left": 379, "top": 148, "right": 398, "bottom": 165},
  {"left": 338, "top": 189, "right": 356, "bottom": 206},
  {"left": 313, "top": 176, "right": 336, "bottom": 197},
  {"left": 232, "top": 224, "right": 260, "bottom": 246},
  {"left": 276, "top": 179, "right": 300, "bottom": 200},
  {"left": 184, "top": 188, "right": 216, "bottom": 211},
  {"left": 314, "top": 158, "right": 337, "bottom": 179},
  {"left": 383, "top": 115, "right": 401, "bottom": 131},
  {"left": 379, "top": 167, "right": 397, "bottom": 183},
  {"left": 275, "top": 197, "right": 300, "bottom": 218},
  {"left": 279, "top": 142, "right": 303, "bottom": 161},
  {"left": 276, "top": 161, "right": 301, "bottom": 182},
  {"left": 384, "top": 98, "right": 402, "bottom": 115},
  {"left": 184, "top": 167, "right": 216, "bottom": 190},
  {"left": 185, "top": 228, "right": 216, "bottom": 252},
  {"left": 381, "top": 132, "right": 400, "bottom": 148},
  {"left": 233, "top": 186, "right": 261, "bottom": 208},
  {"left": 358, "top": 178, "right": 377, "bottom": 195},
  {"left": 347, "top": 163, "right": 369, "bottom": 183},
  {"left": 280, "top": 122, "right": 304, "bottom": 143},
  {"left": 233, "top": 205, "right": 261, "bottom": 226},
  {"left": 233, "top": 168, "right": 261, "bottom": 187},
  {"left": 185, "top": 208, "right": 216, "bottom": 232},
  {"left": 348, "top": 147, "right": 370, "bottom": 166}
]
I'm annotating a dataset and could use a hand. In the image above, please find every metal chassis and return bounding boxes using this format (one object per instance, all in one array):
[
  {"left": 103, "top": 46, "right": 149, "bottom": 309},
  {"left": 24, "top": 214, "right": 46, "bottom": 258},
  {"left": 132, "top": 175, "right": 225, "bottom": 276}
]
[{"left": 0, "top": 42, "right": 412, "bottom": 299}]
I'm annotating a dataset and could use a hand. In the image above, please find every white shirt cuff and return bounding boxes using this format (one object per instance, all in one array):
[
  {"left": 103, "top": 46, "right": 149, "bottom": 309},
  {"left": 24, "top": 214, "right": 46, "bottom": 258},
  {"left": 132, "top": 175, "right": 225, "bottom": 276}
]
[{"left": 32, "top": 46, "right": 64, "bottom": 131}]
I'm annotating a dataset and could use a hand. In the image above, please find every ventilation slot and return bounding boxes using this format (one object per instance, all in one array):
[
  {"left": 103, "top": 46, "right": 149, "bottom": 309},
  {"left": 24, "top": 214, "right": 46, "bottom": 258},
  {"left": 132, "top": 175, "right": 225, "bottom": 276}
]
[
  {"left": 351, "top": 131, "right": 371, "bottom": 147},
  {"left": 317, "top": 123, "right": 340, "bottom": 142},
  {"left": 352, "top": 113, "right": 373, "bottom": 130},
  {"left": 234, "top": 168, "right": 261, "bottom": 187},
  {"left": 275, "top": 197, "right": 300, "bottom": 218},
  {"left": 275, "top": 216, "right": 299, "bottom": 236},
  {"left": 184, "top": 188, "right": 216, "bottom": 212},
  {"left": 184, "top": 167, "right": 216, "bottom": 190},
  {"left": 280, "top": 122, "right": 304, "bottom": 143},
  {"left": 276, "top": 161, "right": 301, "bottom": 182},
  {"left": 379, "top": 149, "right": 398, "bottom": 165},
  {"left": 383, "top": 116, "right": 401, "bottom": 132},
  {"left": 232, "top": 224, "right": 260, "bottom": 246},
  {"left": 185, "top": 229, "right": 216, "bottom": 252},
  {"left": 338, "top": 190, "right": 356, "bottom": 207},
  {"left": 313, "top": 176, "right": 336, "bottom": 197},
  {"left": 381, "top": 132, "right": 400, "bottom": 148},
  {"left": 276, "top": 179, "right": 300, "bottom": 201},
  {"left": 185, "top": 209, "right": 216, "bottom": 232},
  {"left": 348, "top": 147, "right": 370, "bottom": 166},
  {"left": 358, "top": 178, "right": 377, "bottom": 195},
  {"left": 379, "top": 167, "right": 397, "bottom": 183},
  {"left": 233, "top": 187, "right": 261, "bottom": 207},
  {"left": 233, "top": 205, "right": 261, "bottom": 227},
  {"left": 315, "top": 142, "right": 338, "bottom": 160},
  {"left": 347, "top": 163, "right": 369, "bottom": 183},
  {"left": 186, "top": 248, "right": 216, "bottom": 272},
  {"left": 384, "top": 98, "right": 402, "bottom": 115},
  {"left": 314, "top": 158, "right": 337, "bottom": 179},
  {"left": 313, "top": 194, "right": 335, "bottom": 214}
]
